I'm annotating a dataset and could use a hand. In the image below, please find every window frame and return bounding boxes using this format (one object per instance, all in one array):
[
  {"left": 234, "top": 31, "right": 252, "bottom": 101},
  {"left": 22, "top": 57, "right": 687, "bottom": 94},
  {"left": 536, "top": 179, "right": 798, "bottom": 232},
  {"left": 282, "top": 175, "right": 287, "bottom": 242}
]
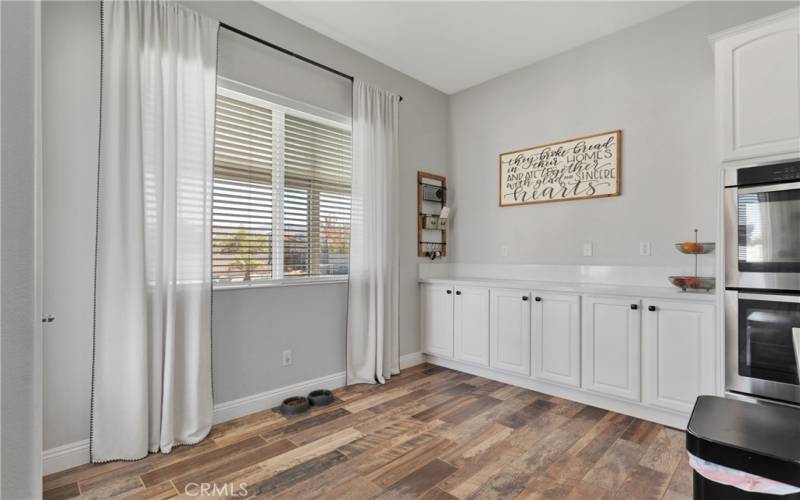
[{"left": 213, "top": 79, "right": 352, "bottom": 290}]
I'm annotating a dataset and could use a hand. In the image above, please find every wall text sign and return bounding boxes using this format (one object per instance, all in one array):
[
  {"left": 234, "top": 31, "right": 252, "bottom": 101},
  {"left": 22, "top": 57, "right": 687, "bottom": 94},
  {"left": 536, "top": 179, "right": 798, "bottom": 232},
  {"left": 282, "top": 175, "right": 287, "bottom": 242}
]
[{"left": 499, "top": 130, "right": 621, "bottom": 207}]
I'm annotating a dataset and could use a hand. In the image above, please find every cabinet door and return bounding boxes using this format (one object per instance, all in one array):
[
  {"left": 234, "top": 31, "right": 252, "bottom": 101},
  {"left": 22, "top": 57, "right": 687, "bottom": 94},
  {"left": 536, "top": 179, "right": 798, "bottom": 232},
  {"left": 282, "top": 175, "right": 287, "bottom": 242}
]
[
  {"left": 532, "top": 292, "right": 581, "bottom": 387},
  {"left": 490, "top": 288, "right": 531, "bottom": 375},
  {"left": 454, "top": 286, "right": 490, "bottom": 366},
  {"left": 582, "top": 295, "right": 641, "bottom": 401},
  {"left": 643, "top": 300, "right": 716, "bottom": 413},
  {"left": 715, "top": 11, "right": 800, "bottom": 162},
  {"left": 421, "top": 284, "right": 454, "bottom": 359}
]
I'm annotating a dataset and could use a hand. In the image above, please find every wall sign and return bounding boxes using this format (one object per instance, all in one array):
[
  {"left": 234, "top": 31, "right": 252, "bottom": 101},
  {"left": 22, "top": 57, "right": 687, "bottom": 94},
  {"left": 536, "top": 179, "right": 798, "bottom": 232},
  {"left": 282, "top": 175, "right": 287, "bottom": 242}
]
[{"left": 499, "top": 130, "right": 621, "bottom": 207}]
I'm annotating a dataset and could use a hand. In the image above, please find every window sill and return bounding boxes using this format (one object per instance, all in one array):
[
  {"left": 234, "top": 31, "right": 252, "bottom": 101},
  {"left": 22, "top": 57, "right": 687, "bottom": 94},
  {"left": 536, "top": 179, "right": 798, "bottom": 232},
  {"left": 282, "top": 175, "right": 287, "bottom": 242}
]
[{"left": 213, "top": 277, "right": 349, "bottom": 292}]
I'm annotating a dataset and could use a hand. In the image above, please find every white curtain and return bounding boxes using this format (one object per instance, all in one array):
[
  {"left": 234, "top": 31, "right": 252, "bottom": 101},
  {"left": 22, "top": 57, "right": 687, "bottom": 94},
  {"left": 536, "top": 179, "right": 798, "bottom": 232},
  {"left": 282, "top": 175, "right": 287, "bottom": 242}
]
[
  {"left": 347, "top": 80, "right": 401, "bottom": 385},
  {"left": 91, "top": 0, "right": 218, "bottom": 462}
]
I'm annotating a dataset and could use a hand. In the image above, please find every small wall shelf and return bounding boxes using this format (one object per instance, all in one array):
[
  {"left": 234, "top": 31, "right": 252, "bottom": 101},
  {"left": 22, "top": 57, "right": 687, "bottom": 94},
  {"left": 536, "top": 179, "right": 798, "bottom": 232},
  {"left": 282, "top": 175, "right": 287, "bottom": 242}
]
[{"left": 418, "top": 171, "right": 447, "bottom": 259}]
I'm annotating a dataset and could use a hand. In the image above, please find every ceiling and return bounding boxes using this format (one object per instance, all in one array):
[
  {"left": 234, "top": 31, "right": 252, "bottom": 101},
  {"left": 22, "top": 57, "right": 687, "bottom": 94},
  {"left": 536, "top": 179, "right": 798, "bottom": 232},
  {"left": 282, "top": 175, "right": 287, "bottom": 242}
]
[{"left": 261, "top": 1, "right": 688, "bottom": 94}]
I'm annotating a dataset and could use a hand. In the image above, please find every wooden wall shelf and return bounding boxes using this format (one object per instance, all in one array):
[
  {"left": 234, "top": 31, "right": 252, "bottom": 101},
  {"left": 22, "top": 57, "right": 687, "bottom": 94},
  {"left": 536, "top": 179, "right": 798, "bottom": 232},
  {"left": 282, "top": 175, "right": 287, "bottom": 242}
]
[{"left": 417, "top": 171, "right": 447, "bottom": 258}]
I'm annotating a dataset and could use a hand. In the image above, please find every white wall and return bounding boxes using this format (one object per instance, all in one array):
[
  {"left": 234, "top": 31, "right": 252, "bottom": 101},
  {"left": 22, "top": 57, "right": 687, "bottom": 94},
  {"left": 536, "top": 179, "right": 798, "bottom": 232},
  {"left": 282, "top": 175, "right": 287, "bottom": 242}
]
[
  {"left": 1, "top": 1, "right": 42, "bottom": 497},
  {"left": 42, "top": 0, "right": 449, "bottom": 452},
  {"left": 448, "top": 1, "right": 792, "bottom": 274}
]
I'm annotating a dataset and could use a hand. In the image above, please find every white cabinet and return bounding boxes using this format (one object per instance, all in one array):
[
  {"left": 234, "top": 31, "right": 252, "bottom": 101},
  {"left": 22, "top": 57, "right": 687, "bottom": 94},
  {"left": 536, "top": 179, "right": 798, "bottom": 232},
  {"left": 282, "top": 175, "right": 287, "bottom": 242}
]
[
  {"left": 490, "top": 288, "right": 531, "bottom": 376},
  {"left": 582, "top": 295, "right": 641, "bottom": 401},
  {"left": 421, "top": 283, "right": 454, "bottom": 359},
  {"left": 453, "top": 286, "right": 490, "bottom": 366},
  {"left": 420, "top": 278, "right": 717, "bottom": 427},
  {"left": 532, "top": 292, "right": 581, "bottom": 388},
  {"left": 643, "top": 300, "right": 716, "bottom": 413},
  {"left": 712, "top": 8, "right": 800, "bottom": 163}
]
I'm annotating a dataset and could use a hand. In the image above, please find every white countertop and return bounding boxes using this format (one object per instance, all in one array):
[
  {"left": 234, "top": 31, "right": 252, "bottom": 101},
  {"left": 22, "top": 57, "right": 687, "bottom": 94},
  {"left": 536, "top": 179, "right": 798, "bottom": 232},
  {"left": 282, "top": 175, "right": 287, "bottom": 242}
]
[{"left": 418, "top": 276, "right": 717, "bottom": 302}]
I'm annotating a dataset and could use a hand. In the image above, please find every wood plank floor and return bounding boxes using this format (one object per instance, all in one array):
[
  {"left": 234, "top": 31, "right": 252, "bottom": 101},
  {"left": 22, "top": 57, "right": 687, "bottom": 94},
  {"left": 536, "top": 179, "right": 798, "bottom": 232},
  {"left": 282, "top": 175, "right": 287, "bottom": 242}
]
[{"left": 43, "top": 364, "right": 692, "bottom": 499}]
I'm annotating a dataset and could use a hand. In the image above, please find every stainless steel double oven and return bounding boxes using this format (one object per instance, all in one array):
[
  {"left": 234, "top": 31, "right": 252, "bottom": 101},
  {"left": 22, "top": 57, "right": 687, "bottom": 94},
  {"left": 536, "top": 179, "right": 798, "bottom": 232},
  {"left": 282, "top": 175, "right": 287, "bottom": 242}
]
[{"left": 724, "top": 160, "right": 800, "bottom": 405}]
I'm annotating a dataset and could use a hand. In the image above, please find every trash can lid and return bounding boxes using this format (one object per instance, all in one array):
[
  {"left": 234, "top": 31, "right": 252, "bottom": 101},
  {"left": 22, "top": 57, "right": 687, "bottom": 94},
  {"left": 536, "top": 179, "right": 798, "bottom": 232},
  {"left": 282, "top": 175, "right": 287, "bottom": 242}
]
[{"left": 687, "top": 396, "right": 800, "bottom": 488}]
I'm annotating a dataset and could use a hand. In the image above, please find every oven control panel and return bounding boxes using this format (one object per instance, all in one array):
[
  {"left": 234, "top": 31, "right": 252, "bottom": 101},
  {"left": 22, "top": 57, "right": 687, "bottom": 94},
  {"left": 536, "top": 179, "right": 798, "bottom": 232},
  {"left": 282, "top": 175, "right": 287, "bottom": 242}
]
[{"left": 738, "top": 160, "right": 800, "bottom": 187}]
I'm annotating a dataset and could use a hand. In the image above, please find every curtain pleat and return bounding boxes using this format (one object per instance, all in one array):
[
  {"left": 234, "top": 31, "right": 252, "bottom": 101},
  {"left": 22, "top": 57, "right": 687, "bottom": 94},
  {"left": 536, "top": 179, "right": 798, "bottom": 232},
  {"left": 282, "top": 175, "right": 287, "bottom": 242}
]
[
  {"left": 346, "top": 80, "right": 400, "bottom": 385},
  {"left": 91, "top": 0, "right": 218, "bottom": 462}
]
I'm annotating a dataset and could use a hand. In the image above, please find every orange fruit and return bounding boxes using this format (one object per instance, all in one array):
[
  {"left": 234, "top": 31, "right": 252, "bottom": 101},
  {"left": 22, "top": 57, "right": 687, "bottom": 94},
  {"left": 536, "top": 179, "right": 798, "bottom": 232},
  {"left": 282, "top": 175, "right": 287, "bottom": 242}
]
[{"left": 681, "top": 242, "right": 702, "bottom": 253}]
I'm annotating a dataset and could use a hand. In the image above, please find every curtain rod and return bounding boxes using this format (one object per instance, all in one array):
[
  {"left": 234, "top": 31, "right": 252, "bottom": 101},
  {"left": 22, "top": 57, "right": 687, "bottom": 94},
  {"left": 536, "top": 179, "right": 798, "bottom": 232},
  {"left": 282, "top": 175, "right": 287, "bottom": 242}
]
[{"left": 220, "top": 22, "right": 404, "bottom": 102}]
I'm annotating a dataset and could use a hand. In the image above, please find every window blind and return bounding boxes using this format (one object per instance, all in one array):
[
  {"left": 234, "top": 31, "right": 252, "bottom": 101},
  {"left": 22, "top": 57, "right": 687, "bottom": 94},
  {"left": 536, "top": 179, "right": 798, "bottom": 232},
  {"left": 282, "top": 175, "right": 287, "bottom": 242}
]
[
  {"left": 212, "top": 94, "right": 273, "bottom": 281},
  {"left": 284, "top": 113, "right": 352, "bottom": 278},
  {"left": 212, "top": 88, "right": 352, "bottom": 284}
]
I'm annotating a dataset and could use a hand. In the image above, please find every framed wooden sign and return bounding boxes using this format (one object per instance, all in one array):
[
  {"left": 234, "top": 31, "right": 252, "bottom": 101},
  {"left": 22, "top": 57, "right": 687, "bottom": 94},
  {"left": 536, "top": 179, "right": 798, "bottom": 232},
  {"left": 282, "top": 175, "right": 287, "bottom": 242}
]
[{"left": 499, "top": 130, "right": 621, "bottom": 207}]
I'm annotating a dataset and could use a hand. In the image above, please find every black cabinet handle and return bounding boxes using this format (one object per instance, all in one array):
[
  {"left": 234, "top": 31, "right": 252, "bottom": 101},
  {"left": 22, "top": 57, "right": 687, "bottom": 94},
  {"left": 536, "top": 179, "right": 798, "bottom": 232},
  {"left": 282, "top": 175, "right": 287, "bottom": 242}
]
[
  {"left": 534, "top": 297, "right": 542, "bottom": 302},
  {"left": 648, "top": 305, "right": 656, "bottom": 312},
  {"left": 631, "top": 304, "right": 638, "bottom": 310},
  {"left": 456, "top": 290, "right": 461, "bottom": 295},
  {"left": 446, "top": 290, "right": 452, "bottom": 294},
  {"left": 522, "top": 296, "right": 529, "bottom": 301}
]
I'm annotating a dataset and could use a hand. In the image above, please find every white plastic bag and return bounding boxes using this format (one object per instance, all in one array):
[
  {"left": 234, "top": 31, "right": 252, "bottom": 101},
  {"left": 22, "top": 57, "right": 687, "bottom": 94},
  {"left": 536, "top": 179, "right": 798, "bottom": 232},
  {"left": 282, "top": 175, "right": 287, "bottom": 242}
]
[{"left": 689, "top": 452, "right": 800, "bottom": 496}]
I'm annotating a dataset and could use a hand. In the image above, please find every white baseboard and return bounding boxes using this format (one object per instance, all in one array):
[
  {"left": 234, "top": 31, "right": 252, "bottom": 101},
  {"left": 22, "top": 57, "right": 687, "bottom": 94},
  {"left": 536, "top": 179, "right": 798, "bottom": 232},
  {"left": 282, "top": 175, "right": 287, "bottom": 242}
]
[
  {"left": 42, "top": 439, "right": 90, "bottom": 476},
  {"left": 43, "top": 360, "right": 429, "bottom": 476},
  {"left": 43, "top": 371, "right": 347, "bottom": 476},
  {"left": 424, "top": 355, "right": 690, "bottom": 430},
  {"left": 212, "top": 371, "right": 347, "bottom": 425},
  {"left": 399, "top": 351, "right": 424, "bottom": 370}
]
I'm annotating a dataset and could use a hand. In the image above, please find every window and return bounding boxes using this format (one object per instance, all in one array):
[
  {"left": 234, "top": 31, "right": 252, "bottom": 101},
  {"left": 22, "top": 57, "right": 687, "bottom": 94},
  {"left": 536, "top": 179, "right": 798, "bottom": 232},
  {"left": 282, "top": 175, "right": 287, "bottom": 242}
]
[{"left": 212, "top": 87, "right": 352, "bottom": 285}]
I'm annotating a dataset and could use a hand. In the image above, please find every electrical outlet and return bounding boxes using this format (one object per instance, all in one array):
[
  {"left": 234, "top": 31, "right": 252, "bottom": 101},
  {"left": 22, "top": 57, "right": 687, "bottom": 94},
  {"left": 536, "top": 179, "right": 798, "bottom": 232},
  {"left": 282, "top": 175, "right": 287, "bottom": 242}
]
[
  {"left": 582, "top": 243, "right": 593, "bottom": 257},
  {"left": 639, "top": 241, "right": 652, "bottom": 256},
  {"left": 282, "top": 349, "right": 293, "bottom": 367},
  {"left": 501, "top": 245, "right": 509, "bottom": 257}
]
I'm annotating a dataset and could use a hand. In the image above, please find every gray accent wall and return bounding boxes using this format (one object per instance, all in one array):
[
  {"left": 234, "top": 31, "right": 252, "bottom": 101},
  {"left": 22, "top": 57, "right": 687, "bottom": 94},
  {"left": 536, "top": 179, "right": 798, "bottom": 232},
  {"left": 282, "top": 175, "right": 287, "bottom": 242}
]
[
  {"left": 41, "top": 0, "right": 449, "bottom": 451},
  {"left": 212, "top": 284, "right": 347, "bottom": 403},
  {"left": 2, "top": 1, "right": 42, "bottom": 497},
  {"left": 448, "top": 1, "right": 792, "bottom": 270}
]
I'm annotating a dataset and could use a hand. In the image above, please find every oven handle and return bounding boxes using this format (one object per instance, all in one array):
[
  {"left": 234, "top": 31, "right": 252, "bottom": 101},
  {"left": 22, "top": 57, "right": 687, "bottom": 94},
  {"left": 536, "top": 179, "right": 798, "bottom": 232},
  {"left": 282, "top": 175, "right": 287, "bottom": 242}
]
[
  {"left": 739, "top": 293, "right": 800, "bottom": 303},
  {"left": 738, "top": 181, "right": 800, "bottom": 195},
  {"left": 793, "top": 328, "right": 800, "bottom": 377}
]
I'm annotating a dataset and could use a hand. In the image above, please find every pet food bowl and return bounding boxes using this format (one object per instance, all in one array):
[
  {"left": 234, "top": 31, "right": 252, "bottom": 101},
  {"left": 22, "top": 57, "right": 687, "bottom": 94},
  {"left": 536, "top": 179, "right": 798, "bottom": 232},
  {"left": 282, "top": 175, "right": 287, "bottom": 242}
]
[
  {"left": 279, "top": 396, "right": 310, "bottom": 416},
  {"left": 308, "top": 389, "right": 335, "bottom": 407}
]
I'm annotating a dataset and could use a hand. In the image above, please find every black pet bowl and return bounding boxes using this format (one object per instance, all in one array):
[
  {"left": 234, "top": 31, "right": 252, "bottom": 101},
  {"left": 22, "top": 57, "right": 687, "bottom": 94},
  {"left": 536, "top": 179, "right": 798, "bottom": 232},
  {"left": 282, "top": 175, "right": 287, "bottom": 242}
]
[
  {"left": 308, "top": 389, "right": 335, "bottom": 407},
  {"left": 279, "top": 396, "right": 310, "bottom": 416}
]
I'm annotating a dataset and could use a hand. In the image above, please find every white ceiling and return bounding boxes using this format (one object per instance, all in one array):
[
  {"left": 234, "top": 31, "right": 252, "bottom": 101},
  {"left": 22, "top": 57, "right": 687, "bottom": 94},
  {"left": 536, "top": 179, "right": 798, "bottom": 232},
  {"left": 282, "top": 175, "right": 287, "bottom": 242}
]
[{"left": 261, "top": 1, "right": 688, "bottom": 94}]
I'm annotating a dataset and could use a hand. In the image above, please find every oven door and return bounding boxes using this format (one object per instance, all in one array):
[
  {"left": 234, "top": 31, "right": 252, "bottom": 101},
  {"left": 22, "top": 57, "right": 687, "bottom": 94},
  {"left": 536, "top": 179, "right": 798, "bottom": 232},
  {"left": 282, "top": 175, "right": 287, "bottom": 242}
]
[
  {"left": 725, "top": 182, "right": 800, "bottom": 290},
  {"left": 726, "top": 291, "right": 800, "bottom": 404}
]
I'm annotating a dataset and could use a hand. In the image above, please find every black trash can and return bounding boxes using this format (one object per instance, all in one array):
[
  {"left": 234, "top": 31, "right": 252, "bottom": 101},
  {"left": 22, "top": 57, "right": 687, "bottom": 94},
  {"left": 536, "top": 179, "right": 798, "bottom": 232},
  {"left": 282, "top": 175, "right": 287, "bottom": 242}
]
[{"left": 687, "top": 396, "right": 800, "bottom": 500}]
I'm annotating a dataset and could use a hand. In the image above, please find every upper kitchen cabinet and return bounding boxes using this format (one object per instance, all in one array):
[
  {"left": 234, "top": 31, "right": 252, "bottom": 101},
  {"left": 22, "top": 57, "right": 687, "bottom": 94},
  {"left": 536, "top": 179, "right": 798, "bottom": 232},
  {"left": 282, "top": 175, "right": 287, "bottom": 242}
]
[{"left": 711, "top": 8, "right": 800, "bottom": 165}]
